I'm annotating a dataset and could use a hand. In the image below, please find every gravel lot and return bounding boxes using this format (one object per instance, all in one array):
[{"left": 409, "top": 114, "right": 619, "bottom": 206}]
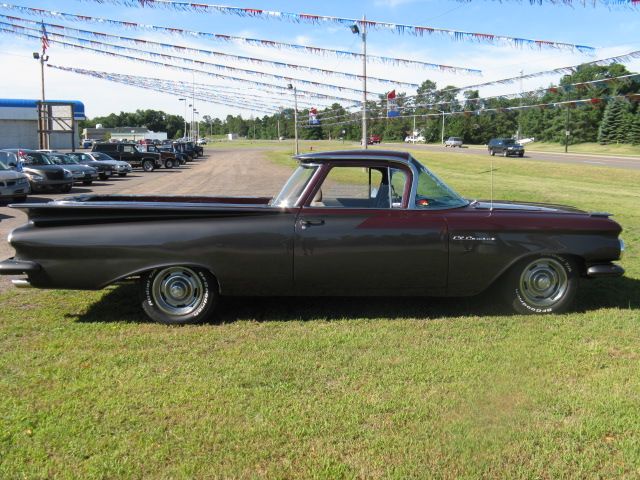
[{"left": 0, "top": 147, "right": 294, "bottom": 291}]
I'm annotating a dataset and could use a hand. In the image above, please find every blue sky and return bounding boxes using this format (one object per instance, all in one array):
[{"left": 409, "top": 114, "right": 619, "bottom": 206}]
[{"left": 1, "top": 0, "right": 639, "bottom": 120}]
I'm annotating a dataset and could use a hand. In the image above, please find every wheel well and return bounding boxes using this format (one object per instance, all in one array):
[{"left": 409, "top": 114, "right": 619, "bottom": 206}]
[
  {"left": 108, "top": 264, "right": 222, "bottom": 293},
  {"left": 492, "top": 253, "right": 586, "bottom": 288}
]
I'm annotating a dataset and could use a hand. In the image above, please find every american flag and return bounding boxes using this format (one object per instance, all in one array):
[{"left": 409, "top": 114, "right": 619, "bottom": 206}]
[{"left": 41, "top": 23, "right": 50, "bottom": 51}]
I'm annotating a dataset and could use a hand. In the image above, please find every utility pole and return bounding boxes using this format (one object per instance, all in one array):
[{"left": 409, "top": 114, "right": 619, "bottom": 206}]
[
  {"left": 565, "top": 107, "right": 570, "bottom": 154},
  {"left": 178, "top": 98, "right": 187, "bottom": 139},
  {"left": 288, "top": 84, "right": 299, "bottom": 155},
  {"left": 350, "top": 19, "right": 367, "bottom": 149},
  {"left": 34, "top": 25, "right": 50, "bottom": 150},
  {"left": 441, "top": 111, "right": 445, "bottom": 144}
]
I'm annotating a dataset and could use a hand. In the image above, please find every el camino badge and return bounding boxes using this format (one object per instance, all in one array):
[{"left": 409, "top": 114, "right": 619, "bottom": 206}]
[{"left": 452, "top": 235, "right": 496, "bottom": 242}]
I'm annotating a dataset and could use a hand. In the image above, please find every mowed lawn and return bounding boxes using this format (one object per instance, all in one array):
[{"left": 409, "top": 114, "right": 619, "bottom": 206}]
[{"left": 1, "top": 145, "right": 639, "bottom": 478}]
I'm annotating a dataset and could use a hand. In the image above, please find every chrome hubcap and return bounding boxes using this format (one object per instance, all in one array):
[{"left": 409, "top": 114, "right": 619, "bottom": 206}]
[
  {"left": 519, "top": 258, "right": 568, "bottom": 308},
  {"left": 151, "top": 267, "right": 204, "bottom": 316}
]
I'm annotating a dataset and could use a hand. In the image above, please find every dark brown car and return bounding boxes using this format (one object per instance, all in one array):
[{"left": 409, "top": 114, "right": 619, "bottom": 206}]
[{"left": 0, "top": 151, "right": 625, "bottom": 325}]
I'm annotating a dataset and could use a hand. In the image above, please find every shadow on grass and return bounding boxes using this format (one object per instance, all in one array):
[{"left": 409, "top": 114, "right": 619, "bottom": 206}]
[
  {"left": 576, "top": 276, "right": 640, "bottom": 312},
  {"left": 72, "top": 276, "right": 640, "bottom": 324}
]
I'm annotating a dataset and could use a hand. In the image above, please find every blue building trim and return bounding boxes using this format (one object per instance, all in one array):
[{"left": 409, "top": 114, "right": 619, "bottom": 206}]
[{"left": 0, "top": 99, "right": 86, "bottom": 119}]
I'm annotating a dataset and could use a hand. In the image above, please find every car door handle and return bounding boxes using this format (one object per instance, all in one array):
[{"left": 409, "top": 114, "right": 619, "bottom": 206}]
[{"left": 300, "top": 219, "right": 325, "bottom": 230}]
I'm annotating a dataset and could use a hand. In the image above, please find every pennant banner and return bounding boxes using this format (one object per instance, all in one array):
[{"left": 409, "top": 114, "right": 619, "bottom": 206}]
[
  {"left": 455, "top": 0, "right": 639, "bottom": 7},
  {"left": 74, "top": 0, "right": 595, "bottom": 53},
  {"left": 1, "top": 14, "right": 422, "bottom": 88},
  {"left": 305, "top": 93, "right": 640, "bottom": 128},
  {"left": 0, "top": 22, "right": 380, "bottom": 98},
  {"left": 0, "top": 27, "right": 366, "bottom": 104},
  {"left": 0, "top": 3, "right": 482, "bottom": 74}
]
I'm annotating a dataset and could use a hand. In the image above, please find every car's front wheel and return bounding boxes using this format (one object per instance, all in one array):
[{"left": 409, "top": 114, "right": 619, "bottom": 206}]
[
  {"left": 164, "top": 159, "right": 174, "bottom": 169},
  {"left": 141, "top": 266, "right": 218, "bottom": 324},
  {"left": 118, "top": 173, "right": 127, "bottom": 177},
  {"left": 142, "top": 160, "right": 155, "bottom": 172},
  {"left": 503, "top": 255, "right": 578, "bottom": 314},
  {"left": 489, "top": 149, "right": 495, "bottom": 156}
]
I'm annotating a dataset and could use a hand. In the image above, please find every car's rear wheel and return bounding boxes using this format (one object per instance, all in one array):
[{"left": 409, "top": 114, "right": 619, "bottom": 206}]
[
  {"left": 141, "top": 266, "right": 218, "bottom": 325},
  {"left": 503, "top": 255, "right": 578, "bottom": 314},
  {"left": 142, "top": 160, "right": 155, "bottom": 172},
  {"left": 164, "top": 159, "right": 174, "bottom": 169}
]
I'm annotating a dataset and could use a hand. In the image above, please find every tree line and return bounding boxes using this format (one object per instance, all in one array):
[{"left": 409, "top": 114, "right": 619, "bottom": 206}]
[{"left": 81, "top": 64, "right": 640, "bottom": 145}]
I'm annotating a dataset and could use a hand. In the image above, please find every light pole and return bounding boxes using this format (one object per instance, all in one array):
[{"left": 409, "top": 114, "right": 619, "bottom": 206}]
[
  {"left": 350, "top": 20, "right": 367, "bottom": 149},
  {"left": 194, "top": 110, "right": 199, "bottom": 143},
  {"left": 33, "top": 49, "right": 49, "bottom": 149},
  {"left": 435, "top": 110, "right": 445, "bottom": 144},
  {"left": 178, "top": 98, "right": 187, "bottom": 139},
  {"left": 287, "top": 83, "right": 299, "bottom": 155}
]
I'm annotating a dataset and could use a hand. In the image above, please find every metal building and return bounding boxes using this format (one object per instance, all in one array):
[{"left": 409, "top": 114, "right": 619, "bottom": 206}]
[{"left": 0, "top": 99, "right": 86, "bottom": 150}]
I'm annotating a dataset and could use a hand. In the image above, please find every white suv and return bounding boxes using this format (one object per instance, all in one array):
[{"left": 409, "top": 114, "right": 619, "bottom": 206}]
[{"left": 404, "top": 135, "right": 425, "bottom": 143}]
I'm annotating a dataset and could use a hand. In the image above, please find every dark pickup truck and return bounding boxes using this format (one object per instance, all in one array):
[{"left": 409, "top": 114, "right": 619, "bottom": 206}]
[{"left": 92, "top": 143, "right": 163, "bottom": 171}]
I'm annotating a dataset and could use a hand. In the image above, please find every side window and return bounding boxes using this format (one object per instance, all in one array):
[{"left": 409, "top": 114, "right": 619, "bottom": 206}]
[
  {"left": 0, "top": 152, "right": 8, "bottom": 165},
  {"left": 122, "top": 145, "right": 134, "bottom": 154},
  {"left": 311, "top": 166, "right": 407, "bottom": 209}
]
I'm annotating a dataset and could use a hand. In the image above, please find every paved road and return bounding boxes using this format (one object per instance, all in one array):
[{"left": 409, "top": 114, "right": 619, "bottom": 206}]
[
  {"left": 393, "top": 143, "right": 640, "bottom": 170},
  {"left": 0, "top": 148, "right": 294, "bottom": 291}
]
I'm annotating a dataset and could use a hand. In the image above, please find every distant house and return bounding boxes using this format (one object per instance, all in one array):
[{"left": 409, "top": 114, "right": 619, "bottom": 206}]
[
  {"left": 227, "top": 133, "right": 238, "bottom": 141},
  {"left": 0, "top": 98, "right": 85, "bottom": 150},
  {"left": 83, "top": 126, "right": 167, "bottom": 142}
]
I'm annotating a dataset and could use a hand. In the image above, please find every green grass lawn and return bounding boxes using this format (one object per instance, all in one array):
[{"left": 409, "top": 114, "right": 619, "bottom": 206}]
[
  {"left": 525, "top": 142, "right": 640, "bottom": 157},
  {"left": 2, "top": 145, "right": 640, "bottom": 478}
]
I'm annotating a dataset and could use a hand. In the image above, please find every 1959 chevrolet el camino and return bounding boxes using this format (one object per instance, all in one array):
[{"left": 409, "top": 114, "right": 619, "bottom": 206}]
[{"left": 0, "top": 150, "right": 625, "bottom": 324}]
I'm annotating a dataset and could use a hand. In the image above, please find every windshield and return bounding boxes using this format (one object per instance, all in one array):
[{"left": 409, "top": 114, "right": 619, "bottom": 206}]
[
  {"left": 271, "top": 165, "right": 318, "bottom": 207},
  {"left": 20, "top": 152, "right": 54, "bottom": 165},
  {"left": 411, "top": 159, "right": 469, "bottom": 210},
  {"left": 50, "top": 154, "right": 78, "bottom": 165},
  {"left": 0, "top": 160, "right": 7, "bottom": 170},
  {"left": 68, "top": 153, "right": 91, "bottom": 162},
  {"left": 503, "top": 139, "right": 516, "bottom": 145},
  {"left": 92, "top": 152, "right": 114, "bottom": 161}
]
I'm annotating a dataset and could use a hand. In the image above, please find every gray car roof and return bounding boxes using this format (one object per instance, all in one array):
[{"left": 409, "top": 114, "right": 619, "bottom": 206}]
[{"left": 295, "top": 150, "right": 414, "bottom": 165}]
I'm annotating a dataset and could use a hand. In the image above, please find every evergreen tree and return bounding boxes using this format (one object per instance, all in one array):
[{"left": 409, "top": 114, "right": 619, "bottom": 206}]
[
  {"left": 627, "top": 113, "right": 640, "bottom": 145},
  {"left": 598, "top": 99, "right": 628, "bottom": 144}
]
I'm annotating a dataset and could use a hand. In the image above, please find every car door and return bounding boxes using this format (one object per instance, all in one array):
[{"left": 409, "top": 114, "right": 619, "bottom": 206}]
[{"left": 293, "top": 162, "right": 448, "bottom": 296}]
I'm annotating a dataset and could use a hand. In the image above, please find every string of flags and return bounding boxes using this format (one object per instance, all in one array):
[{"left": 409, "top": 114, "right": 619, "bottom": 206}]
[
  {"left": 75, "top": 0, "right": 595, "bottom": 53},
  {"left": 455, "top": 0, "right": 639, "bottom": 7},
  {"left": 305, "top": 72, "right": 640, "bottom": 124},
  {"left": 1, "top": 14, "right": 422, "bottom": 89},
  {"left": 304, "top": 93, "right": 640, "bottom": 129},
  {"left": 0, "top": 23, "right": 381, "bottom": 99},
  {"left": 1, "top": 27, "right": 368, "bottom": 104},
  {"left": 0, "top": 4, "right": 483, "bottom": 74},
  {"left": 47, "top": 64, "right": 291, "bottom": 114}
]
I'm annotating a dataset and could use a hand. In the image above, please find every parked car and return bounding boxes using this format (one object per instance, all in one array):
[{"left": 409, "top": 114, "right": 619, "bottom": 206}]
[
  {"left": 92, "top": 143, "right": 162, "bottom": 171},
  {"left": 172, "top": 141, "right": 200, "bottom": 161},
  {"left": 47, "top": 153, "right": 99, "bottom": 185},
  {"left": 79, "top": 152, "right": 133, "bottom": 177},
  {"left": 404, "top": 135, "right": 425, "bottom": 143},
  {"left": 82, "top": 139, "right": 95, "bottom": 149},
  {"left": 3, "top": 149, "right": 73, "bottom": 193},
  {"left": 488, "top": 138, "right": 525, "bottom": 157},
  {"left": 367, "top": 135, "right": 382, "bottom": 145},
  {"left": 445, "top": 137, "right": 463, "bottom": 148},
  {"left": 0, "top": 150, "right": 625, "bottom": 325},
  {"left": 158, "top": 145, "right": 187, "bottom": 165},
  {"left": 137, "top": 144, "right": 179, "bottom": 168},
  {"left": 66, "top": 152, "right": 115, "bottom": 180},
  {"left": 0, "top": 151, "right": 30, "bottom": 202},
  {"left": 197, "top": 138, "right": 207, "bottom": 145}
]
